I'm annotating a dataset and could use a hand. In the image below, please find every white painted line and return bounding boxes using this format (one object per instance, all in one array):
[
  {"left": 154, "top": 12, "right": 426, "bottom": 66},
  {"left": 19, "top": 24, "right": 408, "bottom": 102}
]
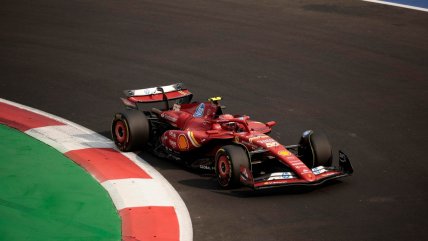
[
  {"left": 102, "top": 178, "right": 176, "bottom": 209},
  {"left": 363, "top": 0, "right": 428, "bottom": 12},
  {"left": 25, "top": 125, "right": 113, "bottom": 153}
]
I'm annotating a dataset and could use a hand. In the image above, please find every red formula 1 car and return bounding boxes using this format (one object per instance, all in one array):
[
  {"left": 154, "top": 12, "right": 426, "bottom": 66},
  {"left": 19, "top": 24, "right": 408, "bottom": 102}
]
[{"left": 111, "top": 83, "right": 353, "bottom": 189}]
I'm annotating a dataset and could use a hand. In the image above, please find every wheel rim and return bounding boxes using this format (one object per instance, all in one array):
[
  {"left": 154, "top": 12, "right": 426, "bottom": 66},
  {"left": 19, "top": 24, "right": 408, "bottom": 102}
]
[
  {"left": 114, "top": 120, "right": 127, "bottom": 144},
  {"left": 217, "top": 155, "right": 231, "bottom": 186}
]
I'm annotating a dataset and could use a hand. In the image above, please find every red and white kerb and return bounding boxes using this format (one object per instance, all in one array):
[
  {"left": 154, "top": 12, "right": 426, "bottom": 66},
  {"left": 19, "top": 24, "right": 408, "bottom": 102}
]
[{"left": 0, "top": 99, "right": 193, "bottom": 241}]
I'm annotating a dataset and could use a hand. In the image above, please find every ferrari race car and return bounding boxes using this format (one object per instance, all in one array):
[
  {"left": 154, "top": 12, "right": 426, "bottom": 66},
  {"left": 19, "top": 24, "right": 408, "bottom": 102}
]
[{"left": 111, "top": 83, "right": 353, "bottom": 189}]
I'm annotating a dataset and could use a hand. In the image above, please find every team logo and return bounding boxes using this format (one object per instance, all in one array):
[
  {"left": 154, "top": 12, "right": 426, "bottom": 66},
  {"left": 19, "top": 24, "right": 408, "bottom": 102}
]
[
  {"left": 193, "top": 103, "right": 205, "bottom": 117},
  {"left": 248, "top": 135, "right": 267, "bottom": 143},
  {"left": 144, "top": 88, "right": 154, "bottom": 95},
  {"left": 281, "top": 172, "right": 294, "bottom": 179},
  {"left": 177, "top": 134, "right": 189, "bottom": 150},
  {"left": 278, "top": 150, "right": 291, "bottom": 156}
]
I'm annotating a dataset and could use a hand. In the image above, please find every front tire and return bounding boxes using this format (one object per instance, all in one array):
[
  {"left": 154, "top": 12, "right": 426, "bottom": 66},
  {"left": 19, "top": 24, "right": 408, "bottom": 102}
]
[
  {"left": 298, "top": 130, "right": 333, "bottom": 168},
  {"left": 111, "top": 110, "right": 150, "bottom": 152},
  {"left": 215, "top": 145, "right": 250, "bottom": 189}
]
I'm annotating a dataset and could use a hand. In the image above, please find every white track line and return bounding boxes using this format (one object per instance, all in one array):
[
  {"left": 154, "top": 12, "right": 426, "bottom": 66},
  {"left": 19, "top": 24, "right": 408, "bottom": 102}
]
[{"left": 363, "top": 0, "right": 428, "bottom": 12}]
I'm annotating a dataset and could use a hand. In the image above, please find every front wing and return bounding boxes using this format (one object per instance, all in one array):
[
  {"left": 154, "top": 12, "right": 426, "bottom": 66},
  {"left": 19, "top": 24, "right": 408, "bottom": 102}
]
[{"left": 240, "top": 151, "right": 354, "bottom": 190}]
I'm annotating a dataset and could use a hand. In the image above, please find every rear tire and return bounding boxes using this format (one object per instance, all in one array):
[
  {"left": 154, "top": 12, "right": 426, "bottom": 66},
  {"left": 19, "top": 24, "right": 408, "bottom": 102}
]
[
  {"left": 298, "top": 130, "right": 333, "bottom": 168},
  {"left": 111, "top": 110, "right": 150, "bottom": 152},
  {"left": 215, "top": 145, "right": 250, "bottom": 189}
]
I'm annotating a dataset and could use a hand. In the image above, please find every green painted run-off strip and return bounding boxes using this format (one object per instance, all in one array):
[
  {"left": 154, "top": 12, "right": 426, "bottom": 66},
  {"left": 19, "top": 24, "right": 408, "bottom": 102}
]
[{"left": 0, "top": 124, "right": 121, "bottom": 241}]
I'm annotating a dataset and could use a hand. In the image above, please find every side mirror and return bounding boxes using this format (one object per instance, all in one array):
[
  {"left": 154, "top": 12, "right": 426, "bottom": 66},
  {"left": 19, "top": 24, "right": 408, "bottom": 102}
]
[{"left": 266, "top": 121, "right": 276, "bottom": 128}]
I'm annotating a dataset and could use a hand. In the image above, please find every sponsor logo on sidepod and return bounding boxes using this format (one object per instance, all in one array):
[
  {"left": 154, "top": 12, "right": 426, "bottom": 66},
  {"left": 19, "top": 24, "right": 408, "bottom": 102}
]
[{"left": 193, "top": 103, "right": 205, "bottom": 117}]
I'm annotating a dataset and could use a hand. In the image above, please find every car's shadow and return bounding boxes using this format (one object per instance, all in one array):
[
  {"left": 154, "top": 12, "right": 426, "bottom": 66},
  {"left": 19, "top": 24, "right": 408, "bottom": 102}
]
[
  {"left": 138, "top": 150, "right": 344, "bottom": 198},
  {"left": 99, "top": 130, "right": 344, "bottom": 198}
]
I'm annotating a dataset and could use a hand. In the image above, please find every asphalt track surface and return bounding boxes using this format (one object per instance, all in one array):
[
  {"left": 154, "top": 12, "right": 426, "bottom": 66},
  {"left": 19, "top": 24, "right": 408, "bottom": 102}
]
[{"left": 1, "top": 0, "right": 427, "bottom": 240}]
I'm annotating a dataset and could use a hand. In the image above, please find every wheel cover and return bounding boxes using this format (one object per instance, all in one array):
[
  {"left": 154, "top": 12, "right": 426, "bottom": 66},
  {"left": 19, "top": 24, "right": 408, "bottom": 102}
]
[
  {"left": 217, "top": 155, "right": 231, "bottom": 186},
  {"left": 114, "top": 120, "right": 127, "bottom": 144}
]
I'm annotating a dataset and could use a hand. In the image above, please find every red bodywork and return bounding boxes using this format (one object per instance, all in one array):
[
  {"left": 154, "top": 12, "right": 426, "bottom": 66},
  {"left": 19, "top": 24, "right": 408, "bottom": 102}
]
[{"left": 125, "top": 85, "right": 352, "bottom": 189}]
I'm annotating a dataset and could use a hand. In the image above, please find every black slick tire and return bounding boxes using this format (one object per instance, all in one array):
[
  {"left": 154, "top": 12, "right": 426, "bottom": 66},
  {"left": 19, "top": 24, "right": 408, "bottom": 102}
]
[
  {"left": 215, "top": 145, "right": 250, "bottom": 189},
  {"left": 298, "top": 130, "right": 333, "bottom": 167},
  {"left": 111, "top": 110, "right": 150, "bottom": 152}
]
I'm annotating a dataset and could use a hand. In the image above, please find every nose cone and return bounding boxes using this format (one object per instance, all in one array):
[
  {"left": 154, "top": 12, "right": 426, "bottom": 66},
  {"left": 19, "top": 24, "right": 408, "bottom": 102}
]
[
  {"left": 304, "top": 173, "right": 316, "bottom": 182},
  {"left": 274, "top": 148, "right": 317, "bottom": 182}
]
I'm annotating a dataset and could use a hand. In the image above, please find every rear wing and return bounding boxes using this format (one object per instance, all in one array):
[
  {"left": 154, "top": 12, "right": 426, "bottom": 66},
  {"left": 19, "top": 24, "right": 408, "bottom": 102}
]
[{"left": 121, "top": 83, "right": 193, "bottom": 110}]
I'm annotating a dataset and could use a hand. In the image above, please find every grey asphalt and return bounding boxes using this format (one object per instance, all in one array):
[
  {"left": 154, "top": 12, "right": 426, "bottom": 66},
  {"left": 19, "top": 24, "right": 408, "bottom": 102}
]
[{"left": 1, "top": 0, "right": 427, "bottom": 240}]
